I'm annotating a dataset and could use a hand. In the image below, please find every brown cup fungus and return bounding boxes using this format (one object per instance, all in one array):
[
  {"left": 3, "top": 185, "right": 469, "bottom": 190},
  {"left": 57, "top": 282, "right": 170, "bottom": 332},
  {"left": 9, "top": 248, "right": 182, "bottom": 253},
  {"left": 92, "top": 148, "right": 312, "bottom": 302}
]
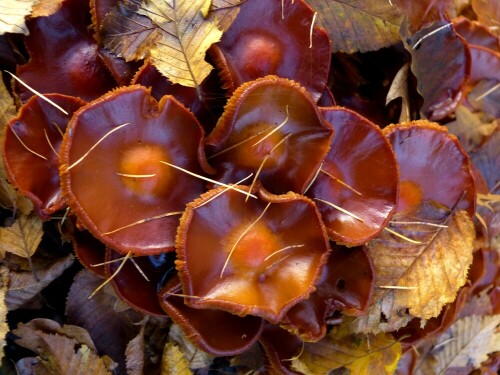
[
  {"left": 308, "top": 107, "right": 399, "bottom": 245},
  {"left": 158, "top": 275, "right": 264, "bottom": 356},
  {"left": 60, "top": 86, "right": 211, "bottom": 255},
  {"left": 3, "top": 94, "right": 86, "bottom": 219},
  {"left": 175, "top": 185, "right": 331, "bottom": 323},
  {"left": 206, "top": 76, "right": 334, "bottom": 195},
  {"left": 210, "top": 0, "right": 331, "bottom": 101}
]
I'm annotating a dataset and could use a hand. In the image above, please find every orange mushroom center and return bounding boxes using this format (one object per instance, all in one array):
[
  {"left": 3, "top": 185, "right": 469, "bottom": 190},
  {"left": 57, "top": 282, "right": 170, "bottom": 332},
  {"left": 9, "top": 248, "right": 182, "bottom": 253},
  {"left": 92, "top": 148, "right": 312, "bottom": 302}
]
[
  {"left": 397, "top": 180, "right": 423, "bottom": 213},
  {"left": 118, "top": 144, "right": 170, "bottom": 196},
  {"left": 237, "top": 32, "right": 283, "bottom": 78}
]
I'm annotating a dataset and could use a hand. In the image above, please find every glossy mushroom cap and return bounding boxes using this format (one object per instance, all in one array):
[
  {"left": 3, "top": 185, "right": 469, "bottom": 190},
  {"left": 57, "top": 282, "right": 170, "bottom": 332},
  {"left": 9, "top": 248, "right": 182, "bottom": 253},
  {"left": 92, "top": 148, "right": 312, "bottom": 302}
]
[
  {"left": 60, "top": 85, "right": 211, "bottom": 255},
  {"left": 308, "top": 107, "right": 399, "bottom": 246},
  {"left": 206, "top": 76, "right": 334, "bottom": 195},
  {"left": 3, "top": 94, "right": 86, "bottom": 219},
  {"left": 209, "top": 0, "right": 331, "bottom": 101},
  {"left": 175, "top": 185, "right": 331, "bottom": 323}
]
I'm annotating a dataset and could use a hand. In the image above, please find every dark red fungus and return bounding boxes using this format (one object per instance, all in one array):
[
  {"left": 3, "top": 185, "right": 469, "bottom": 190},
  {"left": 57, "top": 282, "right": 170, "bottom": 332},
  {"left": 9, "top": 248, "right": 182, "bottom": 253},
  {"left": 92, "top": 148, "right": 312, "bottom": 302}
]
[
  {"left": 3, "top": 94, "right": 86, "bottom": 219},
  {"left": 158, "top": 275, "right": 264, "bottom": 356},
  {"left": 60, "top": 85, "right": 211, "bottom": 255},
  {"left": 206, "top": 76, "right": 334, "bottom": 195},
  {"left": 259, "top": 324, "right": 303, "bottom": 375},
  {"left": 209, "top": 0, "right": 330, "bottom": 101},
  {"left": 308, "top": 107, "right": 399, "bottom": 245},
  {"left": 175, "top": 185, "right": 331, "bottom": 323},
  {"left": 72, "top": 228, "right": 106, "bottom": 278},
  {"left": 15, "top": 0, "right": 116, "bottom": 102}
]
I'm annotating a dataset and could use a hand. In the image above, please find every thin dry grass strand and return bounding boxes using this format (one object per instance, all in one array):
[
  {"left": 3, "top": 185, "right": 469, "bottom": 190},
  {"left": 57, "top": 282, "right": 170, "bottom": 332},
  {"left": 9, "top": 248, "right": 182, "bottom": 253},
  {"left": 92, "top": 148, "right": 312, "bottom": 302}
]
[
  {"left": 195, "top": 173, "right": 254, "bottom": 209},
  {"left": 220, "top": 202, "right": 272, "bottom": 278},
  {"left": 4, "top": 71, "right": 69, "bottom": 115},
  {"left": 102, "top": 211, "right": 184, "bottom": 235},
  {"left": 314, "top": 197, "right": 364, "bottom": 222},
  {"left": 281, "top": 0, "right": 285, "bottom": 19},
  {"left": 413, "top": 23, "right": 452, "bottom": 49},
  {"left": 303, "top": 163, "right": 322, "bottom": 194},
  {"left": 384, "top": 227, "right": 422, "bottom": 244},
  {"left": 164, "top": 292, "right": 204, "bottom": 300},
  {"left": 52, "top": 121, "right": 65, "bottom": 138},
  {"left": 44, "top": 129, "right": 60, "bottom": 158},
  {"left": 475, "top": 212, "right": 488, "bottom": 236},
  {"left": 88, "top": 251, "right": 131, "bottom": 299},
  {"left": 209, "top": 128, "right": 270, "bottom": 159},
  {"left": 474, "top": 82, "right": 500, "bottom": 101},
  {"left": 60, "top": 207, "right": 70, "bottom": 226},
  {"left": 320, "top": 169, "right": 363, "bottom": 196},
  {"left": 265, "top": 254, "right": 291, "bottom": 270},
  {"left": 251, "top": 105, "right": 289, "bottom": 147},
  {"left": 66, "top": 122, "right": 131, "bottom": 171},
  {"left": 282, "top": 340, "right": 305, "bottom": 362},
  {"left": 309, "top": 12, "right": 317, "bottom": 48},
  {"left": 10, "top": 126, "right": 47, "bottom": 160},
  {"left": 91, "top": 257, "right": 126, "bottom": 267},
  {"left": 115, "top": 173, "right": 157, "bottom": 178},
  {"left": 246, "top": 133, "right": 291, "bottom": 202},
  {"left": 130, "top": 257, "right": 150, "bottom": 282},
  {"left": 159, "top": 161, "right": 257, "bottom": 199},
  {"left": 264, "top": 244, "right": 305, "bottom": 261},
  {"left": 389, "top": 221, "right": 448, "bottom": 228},
  {"left": 377, "top": 285, "right": 418, "bottom": 290}
]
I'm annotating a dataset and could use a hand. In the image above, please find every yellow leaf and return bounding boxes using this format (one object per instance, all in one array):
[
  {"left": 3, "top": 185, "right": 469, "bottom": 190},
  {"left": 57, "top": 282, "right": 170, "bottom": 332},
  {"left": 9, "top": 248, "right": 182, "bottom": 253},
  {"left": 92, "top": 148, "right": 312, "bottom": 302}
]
[
  {"left": 162, "top": 342, "right": 193, "bottom": 375},
  {"left": 102, "top": 0, "right": 224, "bottom": 88},
  {"left": 304, "top": 0, "right": 403, "bottom": 53},
  {"left": 0, "top": 266, "right": 9, "bottom": 363},
  {"left": 0, "top": 0, "right": 36, "bottom": 35},
  {"left": 31, "top": 0, "right": 65, "bottom": 17},
  {"left": 0, "top": 214, "right": 43, "bottom": 259},
  {"left": 353, "top": 210, "right": 475, "bottom": 333},
  {"left": 292, "top": 324, "right": 401, "bottom": 375}
]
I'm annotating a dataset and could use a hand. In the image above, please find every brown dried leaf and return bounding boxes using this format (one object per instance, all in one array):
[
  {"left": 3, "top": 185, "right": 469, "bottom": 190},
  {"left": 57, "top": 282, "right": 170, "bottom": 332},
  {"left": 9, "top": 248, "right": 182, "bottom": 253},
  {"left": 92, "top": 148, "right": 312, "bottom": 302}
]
[
  {"left": 472, "top": 0, "right": 500, "bottom": 37},
  {"left": 126, "top": 322, "right": 146, "bottom": 375},
  {"left": 386, "top": 63, "right": 411, "bottom": 122},
  {"left": 0, "top": 214, "right": 43, "bottom": 259},
  {"left": 0, "top": 266, "right": 8, "bottom": 363},
  {"left": 6, "top": 254, "right": 75, "bottom": 310},
  {"left": 102, "top": 0, "right": 223, "bottom": 88},
  {"left": 162, "top": 342, "right": 193, "bottom": 375},
  {"left": 354, "top": 210, "right": 475, "bottom": 333},
  {"left": 292, "top": 324, "right": 401, "bottom": 375},
  {"left": 0, "top": 0, "right": 36, "bottom": 35},
  {"left": 446, "top": 106, "right": 497, "bottom": 152},
  {"left": 30, "top": 0, "right": 65, "bottom": 17},
  {"left": 305, "top": 0, "right": 403, "bottom": 53},
  {"left": 208, "top": 0, "right": 243, "bottom": 32},
  {"left": 13, "top": 319, "right": 116, "bottom": 375},
  {"left": 168, "top": 324, "right": 213, "bottom": 370},
  {"left": 419, "top": 315, "right": 500, "bottom": 374}
]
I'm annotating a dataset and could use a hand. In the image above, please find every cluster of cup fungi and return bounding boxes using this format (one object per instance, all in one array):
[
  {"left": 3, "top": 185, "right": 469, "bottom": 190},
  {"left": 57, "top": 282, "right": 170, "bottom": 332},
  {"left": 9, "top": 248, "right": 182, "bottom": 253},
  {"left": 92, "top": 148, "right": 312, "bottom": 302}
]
[{"left": 3, "top": 0, "right": 492, "bottom": 372}]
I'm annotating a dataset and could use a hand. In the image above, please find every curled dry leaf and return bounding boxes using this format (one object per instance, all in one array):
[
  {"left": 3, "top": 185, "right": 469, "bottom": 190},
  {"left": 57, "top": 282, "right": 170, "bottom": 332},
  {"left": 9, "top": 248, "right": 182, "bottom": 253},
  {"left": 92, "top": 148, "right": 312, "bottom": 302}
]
[
  {"left": 13, "top": 319, "right": 116, "bottom": 375},
  {"left": 386, "top": 63, "right": 411, "bottom": 123},
  {"left": 306, "top": 0, "right": 403, "bottom": 53},
  {"left": 0, "top": 0, "right": 36, "bottom": 35},
  {"left": 0, "top": 213, "right": 43, "bottom": 259},
  {"left": 354, "top": 210, "right": 475, "bottom": 333},
  {"left": 102, "top": 0, "right": 224, "bottom": 88},
  {"left": 6, "top": 253, "right": 74, "bottom": 310},
  {"left": 162, "top": 342, "right": 193, "bottom": 375},
  {"left": 291, "top": 323, "right": 402, "bottom": 375}
]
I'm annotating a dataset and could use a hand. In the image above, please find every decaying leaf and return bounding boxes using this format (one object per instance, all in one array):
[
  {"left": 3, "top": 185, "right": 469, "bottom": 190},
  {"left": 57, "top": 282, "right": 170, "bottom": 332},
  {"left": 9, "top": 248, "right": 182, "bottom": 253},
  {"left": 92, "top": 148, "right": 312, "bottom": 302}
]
[
  {"left": 208, "top": 0, "right": 243, "bottom": 32},
  {"left": 0, "top": 267, "right": 8, "bottom": 363},
  {"left": 386, "top": 63, "right": 411, "bottom": 122},
  {"left": 162, "top": 342, "right": 193, "bottom": 375},
  {"left": 304, "top": 0, "right": 403, "bottom": 53},
  {"left": 6, "top": 253, "right": 75, "bottom": 310},
  {"left": 419, "top": 315, "right": 500, "bottom": 374},
  {"left": 472, "top": 0, "right": 500, "bottom": 37},
  {"left": 126, "top": 322, "right": 146, "bottom": 375},
  {"left": 354, "top": 210, "right": 475, "bottom": 333},
  {"left": 0, "top": 0, "right": 36, "bottom": 35},
  {"left": 0, "top": 213, "right": 43, "bottom": 259},
  {"left": 31, "top": 0, "right": 65, "bottom": 17},
  {"left": 292, "top": 324, "right": 401, "bottom": 375},
  {"left": 102, "top": 0, "right": 223, "bottom": 88},
  {"left": 446, "top": 105, "right": 497, "bottom": 152},
  {"left": 12, "top": 318, "right": 117, "bottom": 374},
  {"left": 168, "top": 324, "right": 213, "bottom": 370}
]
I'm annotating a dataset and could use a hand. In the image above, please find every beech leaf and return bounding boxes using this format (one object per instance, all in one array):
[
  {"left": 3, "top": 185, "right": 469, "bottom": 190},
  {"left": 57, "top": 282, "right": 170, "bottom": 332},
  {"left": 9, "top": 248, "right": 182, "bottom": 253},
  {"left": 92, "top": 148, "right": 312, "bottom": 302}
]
[
  {"left": 0, "top": 214, "right": 43, "bottom": 259},
  {"left": 292, "top": 324, "right": 401, "bottom": 375},
  {"left": 472, "top": 0, "right": 500, "bottom": 37},
  {"left": 161, "top": 342, "right": 193, "bottom": 375},
  {"left": 305, "top": 0, "right": 403, "bottom": 53},
  {"left": 354, "top": 210, "right": 475, "bottom": 333},
  {"left": 102, "top": 0, "right": 223, "bottom": 88},
  {"left": 0, "top": 0, "right": 36, "bottom": 35},
  {"left": 421, "top": 315, "right": 500, "bottom": 374},
  {"left": 0, "top": 267, "right": 8, "bottom": 363},
  {"left": 386, "top": 63, "right": 411, "bottom": 122}
]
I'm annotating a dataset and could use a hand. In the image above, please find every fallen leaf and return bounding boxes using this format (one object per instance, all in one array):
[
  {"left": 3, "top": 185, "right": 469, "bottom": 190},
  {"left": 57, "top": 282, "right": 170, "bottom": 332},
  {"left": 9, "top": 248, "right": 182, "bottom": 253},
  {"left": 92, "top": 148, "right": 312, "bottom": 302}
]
[
  {"left": 354, "top": 210, "right": 475, "bottom": 333},
  {"left": 393, "top": 0, "right": 452, "bottom": 32},
  {"left": 305, "top": 0, "right": 403, "bottom": 53},
  {"left": 208, "top": 0, "right": 243, "bottom": 31},
  {"left": 31, "top": 0, "right": 65, "bottom": 17},
  {"left": 126, "top": 322, "right": 146, "bottom": 375},
  {"left": 468, "top": 79, "right": 500, "bottom": 119},
  {"left": 386, "top": 63, "right": 411, "bottom": 122},
  {"left": 292, "top": 323, "right": 401, "bottom": 375},
  {"left": 446, "top": 105, "right": 497, "bottom": 152},
  {"left": 420, "top": 315, "right": 500, "bottom": 374},
  {"left": 168, "top": 324, "right": 213, "bottom": 370},
  {"left": 6, "top": 253, "right": 75, "bottom": 310},
  {"left": 0, "top": 267, "right": 8, "bottom": 363},
  {"left": 472, "top": 0, "right": 500, "bottom": 37},
  {"left": 102, "top": 0, "right": 223, "bottom": 88},
  {"left": 0, "top": 0, "right": 36, "bottom": 35},
  {"left": 13, "top": 318, "right": 117, "bottom": 375},
  {"left": 0, "top": 214, "right": 43, "bottom": 259},
  {"left": 161, "top": 342, "right": 193, "bottom": 375},
  {"left": 470, "top": 130, "right": 500, "bottom": 191}
]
